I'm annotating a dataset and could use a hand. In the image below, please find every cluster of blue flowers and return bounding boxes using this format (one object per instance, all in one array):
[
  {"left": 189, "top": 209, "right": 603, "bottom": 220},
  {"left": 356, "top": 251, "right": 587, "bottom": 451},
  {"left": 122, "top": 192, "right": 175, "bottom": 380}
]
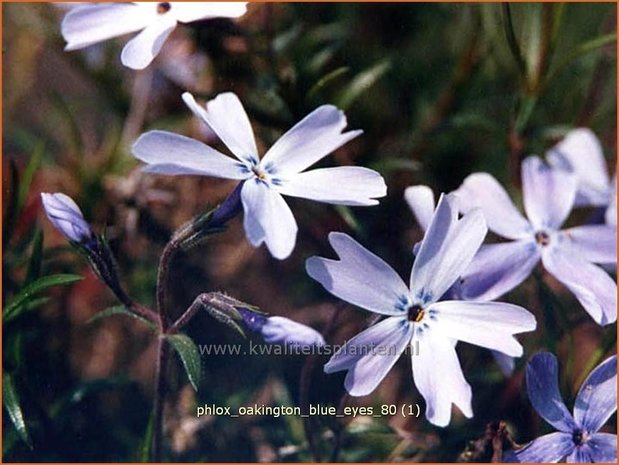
[{"left": 39, "top": 3, "right": 616, "bottom": 463}]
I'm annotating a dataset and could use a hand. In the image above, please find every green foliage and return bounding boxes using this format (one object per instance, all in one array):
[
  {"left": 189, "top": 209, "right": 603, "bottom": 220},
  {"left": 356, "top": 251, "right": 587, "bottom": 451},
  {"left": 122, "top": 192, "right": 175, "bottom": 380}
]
[
  {"left": 138, "top": 410, "right": 156, "bottom": 463},
  {"left": 2, "top": 374, "right": 32, "bottom": 449},
  {"left": 337, "top": 60, "right": 391, "bottom": 111},
  {"left": 166, "top": 334, "right": 202, "bottom": 392},
  {"left": 3, "top": 274, "right": 83, "bottom": 324},
  {"left": 87, "top": 305, "right": 157, "bottom": 330}
]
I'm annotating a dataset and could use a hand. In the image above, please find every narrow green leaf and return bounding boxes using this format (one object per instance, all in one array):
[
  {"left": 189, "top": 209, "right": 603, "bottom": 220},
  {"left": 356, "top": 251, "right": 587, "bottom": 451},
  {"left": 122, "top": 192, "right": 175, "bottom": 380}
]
[
  {"left": 2, "top": 374, "right": 33, "bottom": 449},
  {"left": 20, "top": 296, "right": 51, "bottom": 314},
  {"left": 522, "top": 3, "right": 543, "bottom": 83},
  {"left": 306, "top": 45, "right": 340, "bottom": 75},
  {"left": 515, "top": 95, "right": 538, "bottom": 133},
  {"left": 335, "top": 205, "right": 365, "bottom": 239},
  {"left": 25, "top": 228, "right": 44, "bottom": 285},
  {"left": 2, "top": 296, "right": 50, "bottom": 325},
  {"left": 166, "top": 334, "right": 201, "bottom": 391},
  {"left": 307, "top": 67, "right": 349, "bottom": 101},
  {"left": 139, "top": 409, "right": 156, "bottom": 462},
  {"left": 545, "top": 33, "right": 617, "bottom": 87},
  {"left": 501, "top": 4, "right": 527, "bottom": 78},
  {"left": 337, "top": 60, "right": 391, "bottom": 110},
  {"left": 3, "top": 274, "right": 83, "bottom": 322},
  {"left": 87, "top": 305, "right": 156, "bottom": 330},
  {"left": 17, "top": 142, "right": 45, "bottom": 215}
]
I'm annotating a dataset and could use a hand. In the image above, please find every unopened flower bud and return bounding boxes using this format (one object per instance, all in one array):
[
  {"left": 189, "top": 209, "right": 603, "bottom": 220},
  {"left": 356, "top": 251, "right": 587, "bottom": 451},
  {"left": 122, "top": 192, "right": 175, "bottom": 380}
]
[
  {"left": 41, "top": 192, "right": 94, "bottom": 244},
  {"left": 238, "top": 308, "right": 325, "bottom": 349}
]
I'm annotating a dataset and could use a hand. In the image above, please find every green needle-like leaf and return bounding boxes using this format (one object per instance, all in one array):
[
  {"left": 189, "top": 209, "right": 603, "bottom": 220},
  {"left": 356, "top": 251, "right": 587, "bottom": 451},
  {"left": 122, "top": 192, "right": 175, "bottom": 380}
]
[
  {"left": 2, "top": 374, "right": 33, "bottom": 449},
  {"left": 337, "top": 60, "right": 391, "bottom": 110},
  {"left": 25, "top": 228, "right": 44, "bottom": 285},
  {"left": 138, "top": 409, "right": 156, "bottom": 462},
  {"left": 3, "top": 274, "right": 83, "bottom": 323}
]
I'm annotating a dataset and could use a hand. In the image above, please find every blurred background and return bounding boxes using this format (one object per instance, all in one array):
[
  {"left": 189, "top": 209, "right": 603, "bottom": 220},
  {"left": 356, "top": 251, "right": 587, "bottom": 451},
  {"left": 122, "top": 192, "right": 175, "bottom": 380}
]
[{"left": 3, "top": 2, "right": 616, "bottom": 462}]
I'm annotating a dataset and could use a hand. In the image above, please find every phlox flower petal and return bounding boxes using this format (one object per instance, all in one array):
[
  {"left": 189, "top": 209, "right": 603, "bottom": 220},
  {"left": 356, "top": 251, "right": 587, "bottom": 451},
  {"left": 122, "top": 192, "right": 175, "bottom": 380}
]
[
  {"left": 325, "top": 316, "right": 413, "bottom": 397},
  {"left": 411, "top": 326, "right": 473, "bottom": 427},
  {"left": 404, "top": 185, "right": 435, "bottom": 231},
  {"left": 261, "top": 105, "right": 362, "bottom": 175},
  {"left": 526, "top": 353, "right": 579, "bottom": 432},
  {"left": 584, "top": 433, "right": 617, "bottom": 463},
  {"left": 541, "top": 247, "right": 617, "bottom": 325},
  {"left": 182, "top": 92, "right": 258, "bottom": 164},
  {"left": 458, "top": 240, "right": 540, "bottom": 301},
  {"left": 456, "top": 173, "right": 531, "bottom": 240},
  {"left": 410, "top": 194, "right": 487, "bottom": 303},
  {"left": 241, "top": 179, "right": 297, "bottom": 260},
  {"left": 62, "top": 3, "right": 152, "bottom": 51},
  {"left": 132, "top": 130, "right": 249, "bottom": 179},
  {"left": 306, "top": 232, "right": 409, "bottom": 316},
  {"left": 548, "top": 128, "right": 611, "bottom": 207},
  {"left": 505, "top": 432, "right": 575, "bottom": 463},
  {"left": 429, "top": 301, "right": 536, "bottom": 357},
  {"left": 276, "top": 167, "right": 386, "bottom": 206},
  {"left": 561, "top": 225, "right": 617, "bottom": 266},
  {"left": 522, "top": 156, "right": 578, "bottom": 231},
  {"left": 573, "top": 355, "right": 617, "bottom": 433},
  {"left": 120, "top": 14, "right": 177, "bottom": 69}
]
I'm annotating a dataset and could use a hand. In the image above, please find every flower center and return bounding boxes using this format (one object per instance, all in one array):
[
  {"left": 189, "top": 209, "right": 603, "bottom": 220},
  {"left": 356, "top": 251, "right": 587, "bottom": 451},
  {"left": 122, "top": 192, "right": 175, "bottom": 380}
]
[
  {"left": 157, "top": 2, "right": 171, "bottom": 14},
  {"left": 535, "top": 230, "right": 551, "bottom": 246},
  {"left": 407, "top": 304, "right": 425, "bottom": 323},
  {"left": 572, "top": 430, "right": 589, "bottom": 446},
  {"left": 251, "top": 166, "right": 268, "bottom": 181}
]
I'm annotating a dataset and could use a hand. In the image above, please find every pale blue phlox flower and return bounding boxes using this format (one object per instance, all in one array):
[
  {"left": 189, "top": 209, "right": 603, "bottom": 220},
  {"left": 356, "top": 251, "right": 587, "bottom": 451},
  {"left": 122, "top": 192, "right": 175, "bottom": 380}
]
[
  {"left": 306, "top": 193, "right": 536, "bottom": 427},
  {"left": 404, "top": 185, "right": 515, "bottom": 376},
  {"left": 61, "top": 2, "right": 247, "bottom": 69},
  {"left": 456, "top": 156, "right": 617, "bottom": 326},
  {"left": 133, "top": 92, "right": 387, "bottom": 260},
  {"left": 505, "top": 352, "right": 617, "bottom": 463},
  {"left": 547, "top": 128, "right": 615, "bottom": 213}
]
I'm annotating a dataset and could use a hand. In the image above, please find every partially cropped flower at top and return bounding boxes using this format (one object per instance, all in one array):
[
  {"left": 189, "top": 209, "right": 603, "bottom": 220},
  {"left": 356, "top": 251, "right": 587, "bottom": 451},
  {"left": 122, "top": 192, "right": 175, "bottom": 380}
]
[
  {"left": 306, "top": 194, "right": 536, "bottom": 427},
  {"left": 41, "top": 192, "right": 94, "bottom": 244},
  {"left": 61, "top": 2, "right": 247, "bottom": 69},
  {"left": 133, "top": 92, "right": 386, "bottom": 259},
  {"left": 404, "top": 185, "right": 515, "bottom": 376},
  {"left": 547, "top": 128, "right": 615, "bottom": 211},
  {"left": 456, "top": 156, "right": 617, "bottom": 325},
  {"left": 505, "top": 352, "right": 617, "bottom": 463},
  {"left": 238, "top": 308, "right": 325, "bottom": 349}
]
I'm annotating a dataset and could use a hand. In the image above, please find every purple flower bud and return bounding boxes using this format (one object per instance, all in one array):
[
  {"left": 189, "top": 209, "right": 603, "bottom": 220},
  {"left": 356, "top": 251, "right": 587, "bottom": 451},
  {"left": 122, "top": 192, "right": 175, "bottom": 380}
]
[
  {"left": 238, "top": 309, "right": 325, "bottom": 349},
  {"left": 261, "top": 316, "right": 326, "bottom": 349},
  {"left": 41, "top": 192, "right": 130, "bottom": 306},
  {"left": 41, "top": 193, "right": 93, "bottom": 243}
]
